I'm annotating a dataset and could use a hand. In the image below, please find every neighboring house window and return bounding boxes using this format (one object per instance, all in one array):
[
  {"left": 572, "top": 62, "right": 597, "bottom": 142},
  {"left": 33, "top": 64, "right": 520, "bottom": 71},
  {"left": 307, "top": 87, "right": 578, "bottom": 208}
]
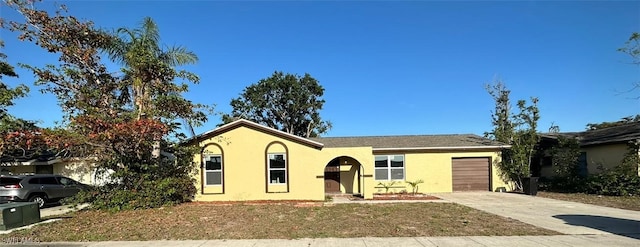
[
  {"left": 204, "top": 155, "right": 222, "bottom": 186},
  {"left": 542, "top": 156, "right": 552, "bottom": 167},
  {"left": 268, "top": 153, "right": 287, "bottom": 184},
  {"left": 578, "top": 152, "right": 588, "bottom": 176},
  {"left": 374, "top": 155, "right": 405, "bottom": 180}
]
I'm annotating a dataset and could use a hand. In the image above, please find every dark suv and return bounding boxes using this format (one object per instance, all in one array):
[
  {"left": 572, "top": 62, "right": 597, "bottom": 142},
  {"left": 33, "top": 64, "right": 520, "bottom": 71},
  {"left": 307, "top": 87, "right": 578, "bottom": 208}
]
[{"left": 0, "top": 174, "right": 87, "bottom": 208}]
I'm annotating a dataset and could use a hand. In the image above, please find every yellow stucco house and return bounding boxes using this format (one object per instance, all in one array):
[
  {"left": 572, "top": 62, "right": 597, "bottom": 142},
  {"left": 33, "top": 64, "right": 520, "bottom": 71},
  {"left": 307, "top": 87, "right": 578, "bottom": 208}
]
[
  {"left": 535, "top": 122, "right": 640, "bottom": 178},
  {"left": 188, "top": 119, "right": 510, "bottom": 202}
]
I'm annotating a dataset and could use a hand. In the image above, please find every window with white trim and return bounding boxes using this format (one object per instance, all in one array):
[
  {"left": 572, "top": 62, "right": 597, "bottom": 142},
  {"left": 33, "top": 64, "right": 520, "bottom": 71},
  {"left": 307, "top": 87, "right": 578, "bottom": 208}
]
[
  {"left": 204, "top": 155, "right": 222, "bottom": 185},
  {"left": 374, "top": 155, "right": 404, "bottom": 180},
  {"left": 268, "top": 153, "right": 287, "bottom": 184}
]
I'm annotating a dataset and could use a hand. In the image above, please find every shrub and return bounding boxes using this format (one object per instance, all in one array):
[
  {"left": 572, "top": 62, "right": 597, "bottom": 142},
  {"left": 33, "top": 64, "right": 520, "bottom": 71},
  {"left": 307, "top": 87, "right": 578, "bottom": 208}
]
[
  {"left": 540, "top": 168, "right": 640, "bottom": 197},
  {"left": 540, "top": 140, "right": 640, "bottom": 197},
  {"left": 585, "top": 171, "right": 640, "bottom": 196},
  {"left": 69, "top": 176, "right": 196, "bottom": 212},
  {"left": 540, "top": 176, "right": 587, "bottom": 193},
  {"left": 66, "top": 145, "right": 199, "bottom": 211},
  {"left": 405, "top": 179, "right": 424, "bottom": 194},
  {"left": 377, "top": 181, "right": 398, "bottom": 193}
]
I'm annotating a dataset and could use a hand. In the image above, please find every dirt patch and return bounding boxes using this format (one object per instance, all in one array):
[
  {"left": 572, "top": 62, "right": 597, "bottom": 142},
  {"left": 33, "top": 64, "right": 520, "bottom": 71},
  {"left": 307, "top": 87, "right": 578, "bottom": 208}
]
[
  {"left": 538, "top": 192, "right": 640, "bottom": 211},
  {"left": 2, "top": 202, "right": 558, "bottom": 241},
  {"left": 372, "top": 193, "right": 440, "bottom": 200}
]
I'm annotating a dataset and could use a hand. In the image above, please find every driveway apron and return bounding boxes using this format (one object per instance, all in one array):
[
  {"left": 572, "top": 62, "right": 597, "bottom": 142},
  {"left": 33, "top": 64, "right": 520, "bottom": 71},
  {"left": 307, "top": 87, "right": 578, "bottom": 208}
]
[{"left": 435, "top": 192, "right": 640, "bottom": 238}]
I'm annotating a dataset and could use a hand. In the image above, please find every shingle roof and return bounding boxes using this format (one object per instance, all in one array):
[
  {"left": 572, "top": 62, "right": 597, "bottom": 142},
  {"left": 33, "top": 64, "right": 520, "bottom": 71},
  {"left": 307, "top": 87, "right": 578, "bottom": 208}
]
[
  {"left": 539, "top": 122, "right": 640, "bottom": 147},
  {"left": 188, "top": 119, "right": 508, "bottom": 150},
  {"left": 310, "top": 134, "right": 508, "bottom": 150},
  {"left": 579, "top": 122, "right": 640, "bottom": 146}
]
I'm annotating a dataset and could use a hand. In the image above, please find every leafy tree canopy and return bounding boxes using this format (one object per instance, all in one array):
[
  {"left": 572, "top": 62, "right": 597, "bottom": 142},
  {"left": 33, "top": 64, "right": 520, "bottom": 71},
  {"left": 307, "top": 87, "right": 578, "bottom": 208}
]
[
  {"left": 586, "top": 115, "right": 640, "bottom": 130},
  {"left": 485, "top": 79, "right": 540, "bottom": 191},
  {"left": 2, "top": 0, "right": 205, "bottom": 210},
  {"left": 222, "top": 71, "right": 332, "bottom": 138},
  {"left": 618, "top": 32, "right": 640, "bottom": 99}
]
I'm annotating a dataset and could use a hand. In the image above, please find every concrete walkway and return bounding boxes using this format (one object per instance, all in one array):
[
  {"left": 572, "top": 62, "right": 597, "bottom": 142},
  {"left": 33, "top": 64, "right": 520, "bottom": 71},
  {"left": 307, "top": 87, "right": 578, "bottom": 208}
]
[
  {"left": 2, "top": 235, "right": 639, "bottom": 246},
  {"left": 435, "top": 192, "right": 640, "bottom": 236},
  {"left": 40, "top": 203, "right": 90, "bottom": 218}
]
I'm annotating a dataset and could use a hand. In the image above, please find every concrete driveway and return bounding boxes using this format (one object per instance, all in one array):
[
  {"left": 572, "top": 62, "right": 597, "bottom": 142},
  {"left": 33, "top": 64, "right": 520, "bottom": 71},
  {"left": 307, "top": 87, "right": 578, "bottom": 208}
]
[{"left": 435, "top": 192, "right": 640, "bottom": 239}]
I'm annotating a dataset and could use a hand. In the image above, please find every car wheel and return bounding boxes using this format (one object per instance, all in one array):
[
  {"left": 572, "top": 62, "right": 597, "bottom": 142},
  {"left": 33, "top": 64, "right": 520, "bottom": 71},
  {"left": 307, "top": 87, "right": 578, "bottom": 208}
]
[{"left": 28, "top": 195, "right": 47, "bottom": 208}]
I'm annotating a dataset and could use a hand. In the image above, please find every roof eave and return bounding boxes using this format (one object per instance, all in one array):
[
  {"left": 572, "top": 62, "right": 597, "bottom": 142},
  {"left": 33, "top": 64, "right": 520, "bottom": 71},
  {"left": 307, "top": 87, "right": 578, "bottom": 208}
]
[
  {"left": 372, "top": 145, "right": 511, "bottom": 151},
  {"left": 189, "top": 119, "right": 325, "bottom": 149}
]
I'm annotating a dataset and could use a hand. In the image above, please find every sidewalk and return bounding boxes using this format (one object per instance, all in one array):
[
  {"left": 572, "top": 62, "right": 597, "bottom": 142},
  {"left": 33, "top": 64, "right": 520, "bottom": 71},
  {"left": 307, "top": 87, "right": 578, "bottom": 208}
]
[{"left": 2, "top": 235, "right": 639, "bottom": 247}]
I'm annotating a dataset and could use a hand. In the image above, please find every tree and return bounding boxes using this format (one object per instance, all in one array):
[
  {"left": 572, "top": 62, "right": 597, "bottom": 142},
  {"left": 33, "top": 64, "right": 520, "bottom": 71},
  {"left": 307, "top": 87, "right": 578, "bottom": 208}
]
[
  {"left": 105, "top": 16, "right": 206, "bottom": 157},
  {"left": 0, "top": 38, "right": 36, "bottom": 160},
  {"left": 105, "top": 17, "right": 203, "bottom": 123},
  {"left": 222, "top": 71, "right": 332, "bottom": 138},
  {"left": 2, "top": 0, "right": 204, "bottom": 210},
  {"left": 550, "top": 136, "right": 582, "bottom": 178},
  {"left": 485, "top": 80, "right": 540, "bottom": 191},
  {"left": 586, "top": 115, "right": 640, "bottom": 130},
  {"left": 0, "top": 39, "right": 29, "bottom": 128},
  {"left": 618, "top": 32, "right": 640, "bottom": 99}
]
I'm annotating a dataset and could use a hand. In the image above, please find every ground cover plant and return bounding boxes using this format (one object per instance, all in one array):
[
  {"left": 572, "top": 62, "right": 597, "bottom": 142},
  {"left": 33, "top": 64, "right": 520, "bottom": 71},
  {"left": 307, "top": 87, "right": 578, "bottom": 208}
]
[{"left": 3, "top": 203, "right": 558, "bottom": 241}]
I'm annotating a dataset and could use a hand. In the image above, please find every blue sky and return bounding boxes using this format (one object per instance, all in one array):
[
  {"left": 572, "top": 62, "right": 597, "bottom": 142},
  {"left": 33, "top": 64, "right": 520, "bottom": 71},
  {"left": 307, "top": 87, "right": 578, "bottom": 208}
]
[{"left": 1, "top": 1, "right": 639, "bottom": 137}]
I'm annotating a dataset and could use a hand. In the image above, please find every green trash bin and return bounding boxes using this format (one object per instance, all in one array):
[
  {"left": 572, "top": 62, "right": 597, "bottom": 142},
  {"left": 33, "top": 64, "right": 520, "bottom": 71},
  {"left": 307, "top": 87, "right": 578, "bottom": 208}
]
[
  {"left": 20, "top": 202, "right": 41, "bottom": 225},
  {"left": 0, "top": 203, "right": 24, "bottom": 230},
  {"left": 0, "top": 202, "right": 41, "bottom": 230}
]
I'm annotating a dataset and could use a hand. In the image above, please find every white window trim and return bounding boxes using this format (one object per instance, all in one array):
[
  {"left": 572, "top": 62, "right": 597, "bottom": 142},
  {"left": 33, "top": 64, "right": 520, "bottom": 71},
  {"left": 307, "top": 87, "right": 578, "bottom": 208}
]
[
  {"left": 268, "top": 153, "right": 287, "bottom": 184},
  {"left": 374, "top": 155, "right": 405, "bottom": 181},
  {"left": 204, "top": 155, "right": 223, "bottom": 186}
]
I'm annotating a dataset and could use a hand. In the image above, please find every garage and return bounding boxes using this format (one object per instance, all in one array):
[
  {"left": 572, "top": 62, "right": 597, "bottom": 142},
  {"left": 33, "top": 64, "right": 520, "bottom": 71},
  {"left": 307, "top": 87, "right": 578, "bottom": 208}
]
[{"left": 452, "top": 157, "right": 491, "bottom": 191}]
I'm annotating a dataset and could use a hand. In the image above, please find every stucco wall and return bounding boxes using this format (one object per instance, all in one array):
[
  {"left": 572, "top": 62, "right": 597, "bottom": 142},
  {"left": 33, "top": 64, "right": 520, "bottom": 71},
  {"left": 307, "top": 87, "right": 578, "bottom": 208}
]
[
  {"left": 369, "top": 151, "right": 507, "bottom": 194},
  {"left": 583, "top": 144, "right": 628, "bottom": 174},
  {"left": 53, "top": 160, "right": 97, "bottom": 185},
  {"left": 194, "top": 126, "right": 327, "bottom": 201},
  {"left": 314, "top": 147, "right": 374, "bottom": 198},
  {"left": 0, "top": 160, "right": 100, "bottom": 185},
  {"left": 193, "top": 125, "right": 507, "bottom": 202},
  {"left": 0, "top": 165, "right": 35, "bottom": 175}
]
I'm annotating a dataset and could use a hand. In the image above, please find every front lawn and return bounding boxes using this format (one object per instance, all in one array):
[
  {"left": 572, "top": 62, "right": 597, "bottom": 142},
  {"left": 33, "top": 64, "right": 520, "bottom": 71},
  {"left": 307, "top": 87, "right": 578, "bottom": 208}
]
[
  {"left": 538, "top": 192, "right": 640, "bottom": 211},
  {"left": 3, "top": 202, "right": 558, "bottom": 241}
]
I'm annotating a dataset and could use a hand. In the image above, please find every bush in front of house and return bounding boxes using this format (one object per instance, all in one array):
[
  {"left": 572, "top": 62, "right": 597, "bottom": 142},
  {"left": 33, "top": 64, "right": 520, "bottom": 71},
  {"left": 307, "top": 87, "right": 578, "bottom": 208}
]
[
  {"left": 541, "top": 163, "right": 640, "bottom": 197},
  {"left": 541, "top": 140, "right": 640, "bottom": 197},
  {"left": 66, "top": 145, "right": 198, "bottom": 211},
  {"left": 584, "top": 168, "right": 640, "bottom": 196}
]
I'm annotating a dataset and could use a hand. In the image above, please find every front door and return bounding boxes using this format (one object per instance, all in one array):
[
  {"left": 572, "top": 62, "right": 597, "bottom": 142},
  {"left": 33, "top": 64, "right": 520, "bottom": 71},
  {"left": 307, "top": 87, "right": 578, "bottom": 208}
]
[{"left": 324, "top": 165, "right": 340, "bottom": 193}]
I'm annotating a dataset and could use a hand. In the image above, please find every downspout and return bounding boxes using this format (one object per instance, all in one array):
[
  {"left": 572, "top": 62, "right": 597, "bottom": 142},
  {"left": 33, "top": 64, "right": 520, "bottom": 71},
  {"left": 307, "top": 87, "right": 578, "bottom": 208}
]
[{"left": 200, "top": 145, "right": 205, "bottom": 195}]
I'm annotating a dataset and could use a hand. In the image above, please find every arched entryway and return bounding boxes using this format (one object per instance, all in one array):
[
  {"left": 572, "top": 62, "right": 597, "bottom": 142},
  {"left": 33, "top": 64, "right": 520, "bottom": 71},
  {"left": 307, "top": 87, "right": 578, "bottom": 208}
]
[{"left": 324, "top": 156, "right": 363, "bottom": 196}]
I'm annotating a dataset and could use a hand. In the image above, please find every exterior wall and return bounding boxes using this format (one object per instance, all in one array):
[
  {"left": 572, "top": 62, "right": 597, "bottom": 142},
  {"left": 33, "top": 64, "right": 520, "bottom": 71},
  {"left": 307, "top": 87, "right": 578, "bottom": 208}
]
[
  {"left": 0, "top": 165, "right": 35, "bottom": 175},
  {"left": 371, "top": 150, "right": 507, "bottom": 194},
  {"left": 195, "top": 126, "right": 328, "bottom": 202},
  {"left": 538, "top": 142, "right": 637, "bottom": 178},
  {"left": 339, "top": 164, "right": 359, "bottom": 194},
  {"left": 315, "top": 147, "right": 374, "bottom": 199},
  {"left": 53, "top": 160, "right": 97, "bottom": 185},
  {"left": 192, "top": 125, "right": 507, "bottom": 201},
  {"left": 0, "top": 160, "right": 100, "bottom": 185},
  {"left": 583, "top": 144, "right": 628, "bottom": 174}
]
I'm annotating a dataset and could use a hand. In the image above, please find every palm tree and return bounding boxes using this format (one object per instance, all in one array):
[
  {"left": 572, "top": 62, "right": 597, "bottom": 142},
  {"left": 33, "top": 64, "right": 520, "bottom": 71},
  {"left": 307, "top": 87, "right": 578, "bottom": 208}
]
[
  {"left": 105, "top": 17, "right": 201, "bottom": 157},
  {"left": 106, "top": 17, "right": 198, "bottom": 120}
]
